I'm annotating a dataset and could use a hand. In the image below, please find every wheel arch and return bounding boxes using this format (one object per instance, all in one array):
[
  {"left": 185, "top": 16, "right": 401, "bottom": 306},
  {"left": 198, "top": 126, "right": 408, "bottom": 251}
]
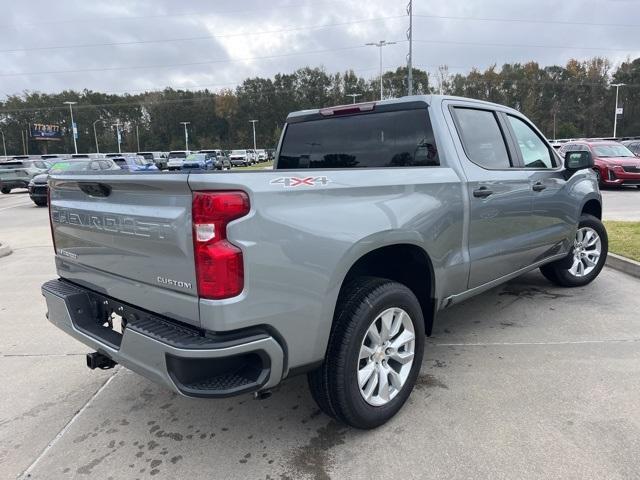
[
  {"left": 581, "top": 196, "right": 602, "bottom": 220},
  {"left": 334, "top": 243, "right": 437, "bottom": 336}
]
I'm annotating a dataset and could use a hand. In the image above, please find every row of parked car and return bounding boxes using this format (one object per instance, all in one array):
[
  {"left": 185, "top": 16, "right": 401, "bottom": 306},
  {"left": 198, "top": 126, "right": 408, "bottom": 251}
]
[
  {"left": 0, "top": 147, "right": 275, "bottom": 206},
  {"left": 551, "top": 138, "right": 640, "bottom": 188},
  {"left": 147, "top": 148, "right": 274, "bottom": 170}
]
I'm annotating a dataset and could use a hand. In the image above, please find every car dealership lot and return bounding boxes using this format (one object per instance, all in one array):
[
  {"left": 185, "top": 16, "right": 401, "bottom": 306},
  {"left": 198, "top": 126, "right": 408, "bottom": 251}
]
[{"left": 1, "top": 191, "right": 639, "bottom": 480}]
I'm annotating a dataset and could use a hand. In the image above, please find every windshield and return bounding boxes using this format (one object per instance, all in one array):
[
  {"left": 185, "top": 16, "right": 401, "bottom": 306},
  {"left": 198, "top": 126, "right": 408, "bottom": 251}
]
[
  {"left": 231, "top": 150, "right": 246, "bottom": 155},
  {"left": 49, "top": 161, "right": 91, "bottom": 174},
  {"left": 138, "top": 152, "right": 154, "bottom": 160},
  {"left": 168, "top": 152, "right": 186, "bottom": 158},
  {"left": 593, "top": 144, "right": 635, "bottom": 158},
  {"left": 185, "top": 154, "right": 206, "bottom": 162}
]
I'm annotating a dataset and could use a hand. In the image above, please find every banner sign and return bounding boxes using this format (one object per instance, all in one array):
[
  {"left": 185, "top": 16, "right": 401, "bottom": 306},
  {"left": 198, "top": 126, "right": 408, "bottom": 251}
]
[
  {"left": 30, "top": 123, "right": 63, "bottom": 141},
  {"left": 72, "top": 122, "right": 78, "bottom": 139}
]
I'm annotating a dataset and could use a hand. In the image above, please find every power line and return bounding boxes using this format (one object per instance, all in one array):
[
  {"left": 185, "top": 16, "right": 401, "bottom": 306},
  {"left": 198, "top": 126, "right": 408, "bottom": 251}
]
[
  {"left": 0, "top": 42, "right": 406, "bottom": 78},
  {"left": 414, "top": 13, "right": 640, "bottom": 29},
  {"left": 0, "top": 15, "right": 406, "bottom": 54},
  {"left": 0, "top": 40, "right": 406, "bottom": 77},
  {"left": 413, "top": 38, "right": 639, "bottom": 53}
]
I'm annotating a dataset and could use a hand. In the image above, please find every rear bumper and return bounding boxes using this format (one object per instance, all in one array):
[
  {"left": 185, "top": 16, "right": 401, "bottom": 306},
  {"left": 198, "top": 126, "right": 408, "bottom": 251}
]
[
  {"left": 28, "top": 184, "right": 48, "bottom": 199},
  {"left": 42, "top": 279, "right": 285, "bottom": 397},
  {"left": 1, "top": 179, "right": 29, "bottom": 189}
]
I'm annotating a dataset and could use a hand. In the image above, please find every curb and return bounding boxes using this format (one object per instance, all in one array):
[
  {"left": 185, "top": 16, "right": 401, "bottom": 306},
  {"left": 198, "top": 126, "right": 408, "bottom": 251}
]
[
  {"left": 606, "top": 252, "right": 640, "bottom": 279},
  {"left": 0, "top": 242, "right": 12, "bottom": 258}
]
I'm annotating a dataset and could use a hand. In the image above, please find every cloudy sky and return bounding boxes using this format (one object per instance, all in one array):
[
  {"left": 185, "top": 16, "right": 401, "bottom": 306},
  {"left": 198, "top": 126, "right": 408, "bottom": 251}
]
[{"left": 1, "top": 0, "right": 638, "bottom": 98}]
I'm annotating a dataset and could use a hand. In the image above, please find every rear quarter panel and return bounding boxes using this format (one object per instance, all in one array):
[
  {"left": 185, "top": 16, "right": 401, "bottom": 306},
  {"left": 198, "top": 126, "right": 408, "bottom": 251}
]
[{"left": 188, "top": 163, "right": 466, "bottom": 371}]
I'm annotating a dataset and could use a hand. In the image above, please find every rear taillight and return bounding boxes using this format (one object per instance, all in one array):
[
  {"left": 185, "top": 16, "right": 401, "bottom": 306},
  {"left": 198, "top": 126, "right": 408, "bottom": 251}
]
[
  {"left": 48, "top": 182, "right": 56, "bottom": 254},
  {"left": 192, "top": 191, "right": 250, "bottom": 299}
]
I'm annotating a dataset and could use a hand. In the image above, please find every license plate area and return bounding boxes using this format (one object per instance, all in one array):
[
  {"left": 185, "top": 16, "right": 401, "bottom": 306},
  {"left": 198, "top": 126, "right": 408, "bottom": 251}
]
[{"left": 69, "top": 292, "right": 138, "bottom": 350}]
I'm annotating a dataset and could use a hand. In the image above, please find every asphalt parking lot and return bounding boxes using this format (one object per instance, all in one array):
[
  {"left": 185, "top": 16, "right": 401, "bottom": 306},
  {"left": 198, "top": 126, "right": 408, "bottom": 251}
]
[{"left": 1, "top": 189, "right": 639, "bottom": 480}]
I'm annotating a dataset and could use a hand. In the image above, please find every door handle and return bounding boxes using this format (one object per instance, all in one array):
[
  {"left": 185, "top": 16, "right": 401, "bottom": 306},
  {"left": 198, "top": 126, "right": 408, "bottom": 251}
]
[
  {"left": 473, "top": 186, "right": 493, "bottom": 198},
  {"left": 532, "top": 182, "right": 547, "bottom": 192}
]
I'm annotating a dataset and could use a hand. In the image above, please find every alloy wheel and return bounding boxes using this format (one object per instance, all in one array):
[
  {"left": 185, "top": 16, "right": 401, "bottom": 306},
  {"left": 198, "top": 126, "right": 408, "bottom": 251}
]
[{"left": 357, "top": 307, "right": 415, "bottom": 407}]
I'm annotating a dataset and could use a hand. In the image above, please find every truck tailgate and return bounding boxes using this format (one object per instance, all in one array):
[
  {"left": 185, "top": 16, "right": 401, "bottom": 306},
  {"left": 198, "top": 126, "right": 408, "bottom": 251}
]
[{"left": 48, "top": 173, "right": 200, "bottom": 327}]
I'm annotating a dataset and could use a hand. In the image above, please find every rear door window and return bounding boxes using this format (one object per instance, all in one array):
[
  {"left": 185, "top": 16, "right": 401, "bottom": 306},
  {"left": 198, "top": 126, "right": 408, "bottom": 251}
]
[
  {"left": 278, "top": 109, "right": 439, "bottom": 168},
  {"left": 452, "top": 108, "right": 512, "bottom": 169}
]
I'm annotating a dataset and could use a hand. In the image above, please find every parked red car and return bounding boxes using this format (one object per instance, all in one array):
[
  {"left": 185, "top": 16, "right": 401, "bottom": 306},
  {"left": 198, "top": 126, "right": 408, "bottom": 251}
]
[{"left": 560, "top": 140, "right": 640, "bottom": 188}]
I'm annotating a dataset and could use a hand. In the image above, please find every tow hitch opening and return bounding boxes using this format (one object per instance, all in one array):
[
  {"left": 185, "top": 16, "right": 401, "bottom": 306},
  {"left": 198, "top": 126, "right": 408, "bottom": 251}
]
[{"left": 86, "top": 351, "right": 117, "bottom": 370}]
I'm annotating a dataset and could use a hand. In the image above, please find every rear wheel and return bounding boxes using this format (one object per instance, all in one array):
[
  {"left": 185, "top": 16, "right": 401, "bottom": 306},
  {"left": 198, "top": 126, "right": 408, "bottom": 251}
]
[
  {"left": 1, "top": 187, "right": 10, "bottom": 194},
  {"left": 33, "top": 198, "right": 47, "bottom": 207},
  {"left": 540, "top": 214, "right": 608, "bottom": 287},
  {"left": 308, "top": 277, "right": 425, "bottom": 429}
]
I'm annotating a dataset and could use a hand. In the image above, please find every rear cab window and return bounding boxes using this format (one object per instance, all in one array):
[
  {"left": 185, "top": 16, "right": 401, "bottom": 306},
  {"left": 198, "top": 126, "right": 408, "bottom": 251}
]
[{"left": 277, "top": 108, "right": 439, "bottom": 169}]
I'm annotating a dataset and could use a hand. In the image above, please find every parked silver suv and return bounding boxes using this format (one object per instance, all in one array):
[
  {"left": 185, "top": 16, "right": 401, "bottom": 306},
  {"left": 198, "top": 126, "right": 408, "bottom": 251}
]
[{"left": 0, "top": 157, "right": 51, "bottom": 193}]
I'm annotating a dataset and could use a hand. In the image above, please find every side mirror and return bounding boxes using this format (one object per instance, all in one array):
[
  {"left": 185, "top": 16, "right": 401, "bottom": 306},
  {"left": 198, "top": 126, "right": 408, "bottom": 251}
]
[{"left": 564, "top": 151, "right": 593, "bottom": 173}]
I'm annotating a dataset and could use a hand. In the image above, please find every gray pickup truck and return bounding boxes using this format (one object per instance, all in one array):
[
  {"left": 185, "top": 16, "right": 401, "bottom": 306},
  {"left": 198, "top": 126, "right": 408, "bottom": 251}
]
[{"left": 42, "top": 95, "right": 607, "bottom": 429}]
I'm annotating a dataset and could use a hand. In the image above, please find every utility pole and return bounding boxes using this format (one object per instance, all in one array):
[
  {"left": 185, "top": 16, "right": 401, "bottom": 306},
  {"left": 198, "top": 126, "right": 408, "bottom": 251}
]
[
  {"left": 249, "top": 120, "right": 258, "bottom": 150},
  {"left": 20, "top": 130, "right": 26, "bottom": 155},
  {"left": 113, "top": 121, "right": 122, "bottom": 154},
  {"left": 136, "top": 125, "right": 140, "bottom": 151},
  {"left": 406, "top": 0, "right": 413, "bottom": 96},
  {"left": 612, "top": 83, "right": 625, "bottom": 138},
  {"left": 0, "top": 129, "right": 6, "bottom": 158},
  {"left": 347, "top": 93, "right": 362, "bottom": 104},
  {"left": 25, "top": 130, "right": 29, "bottom": 155},
  {"left": 92, "top": 119, "right": 101, "bottom": 153},
  {"left": 63, "top": 101, "right": 78, "bottom": 154},
  {"left": 366, "top": 40, "right": 397, "bottom": 100},
  {"left": 180, "top": 122, "right": 190, "bottom": 151}
]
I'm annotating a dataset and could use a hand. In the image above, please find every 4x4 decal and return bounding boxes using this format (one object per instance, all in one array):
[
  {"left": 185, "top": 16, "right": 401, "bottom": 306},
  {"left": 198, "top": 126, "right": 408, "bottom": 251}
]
[{"left": 270, "top": 176, "right": 331, "bottom": 188}]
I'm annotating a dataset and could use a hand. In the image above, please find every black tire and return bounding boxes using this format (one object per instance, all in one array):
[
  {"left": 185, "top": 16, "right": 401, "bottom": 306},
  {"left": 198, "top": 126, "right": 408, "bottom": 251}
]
[
  {"left": 540, "top": 214, "right": 608, "bottom": 287},
  {"left": 33, "top": 199, "right": 47, "bottom": 207},
  {"left": 593, "top": 169, "right": 602, "bottom": 187},
  {"left": 308, "top": 277, "right": 425, "bottom": 429},
  {"left": 1, "top": 187, "right": 10, "bottom": 194}
]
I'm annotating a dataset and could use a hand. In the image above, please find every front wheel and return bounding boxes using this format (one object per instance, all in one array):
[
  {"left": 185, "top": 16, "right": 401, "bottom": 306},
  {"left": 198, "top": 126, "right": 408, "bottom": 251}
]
[
  {"left": 540, "top": 214, "right": 608, "bottom": 287},
  {"left": 1, "top": 187, "right": 10, "bottom": 194},
  {"left": 33, "top": 199, "right": 47, "bottom": 207},
  {"left": 308, "top": 277, "right": 425, "bottom": 429}
]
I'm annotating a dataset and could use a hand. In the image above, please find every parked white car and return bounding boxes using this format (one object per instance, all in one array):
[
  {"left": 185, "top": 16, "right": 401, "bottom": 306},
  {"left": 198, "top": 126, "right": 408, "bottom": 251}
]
[
  {"left": 166, "top": 150, "right": 192, "bottom": 170},
  {"left": 229, "top": 149, "right": 252, "bottom": 167}
]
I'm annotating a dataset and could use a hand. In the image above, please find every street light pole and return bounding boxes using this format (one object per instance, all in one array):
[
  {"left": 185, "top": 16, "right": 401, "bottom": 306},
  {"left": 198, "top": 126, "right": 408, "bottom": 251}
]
[
  {"left": 249, "top": 120, "right": 258, "bottom": 150},
  {"left": 347, "top": 93, "right": 362, "bottom": 104},
  {"left": 92, "top": 119, "right": 101, "bottom": 153},
  {"left": 113, "top": 121, "right": 122, "bottom": 154},
  {"left": 63, "top": 101, "right": 78, "bottom": 154},
  {"left": 612, "top": 83, "right": 625, "bottom": 138},
  {"left": 406, "top": 0, "right": 413, "bottom": 96},
  {"left": 366, "top": 40, "right": 397, "bottom": 100},
  {"left": 0, "top": 129, "right": 6, "bottom": 159},
  {"left": 180, "top": 122, "right": 190, "bottom": 151}
]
